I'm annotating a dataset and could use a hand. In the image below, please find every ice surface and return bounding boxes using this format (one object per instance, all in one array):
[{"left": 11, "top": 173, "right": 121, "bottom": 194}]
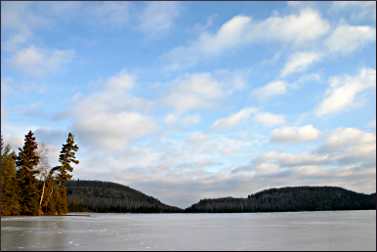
[{"left": 1, "top": 211, "right": 376, "bottom": 251}]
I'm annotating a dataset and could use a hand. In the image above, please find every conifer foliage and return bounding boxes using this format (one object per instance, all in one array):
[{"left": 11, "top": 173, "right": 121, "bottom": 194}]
[
  {"left": 56, "top": 132, "right": 79, "bottom": 214},
  {"left": 0, "top": 137, "right": 20, "bottom": 215},
  {"left": 57, "top": 132, "right": 79, "bottom": 184},
  {"left": 0, "top": 131, "right": 79, "bottom": 216},
  {"left": 16, "top": 131, "right": 40, "bottom": 215}
]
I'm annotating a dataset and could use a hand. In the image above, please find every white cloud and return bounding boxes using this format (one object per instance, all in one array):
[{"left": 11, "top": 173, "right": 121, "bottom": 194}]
[
  {"left": 198, "top": 15, "right": 252, "bottom": 55},
  {"left": 164, "top": 113, "right": 201, "bottom": 126},
  {"left": 254, "top": 112, "right": 286, "bottom": 126},
  {"left": 255, "top": 162, "right": 280, "bottom": 175},
  {"left": 250, "top": 8, "right": 330, "bottom": 45},
  {"left": 188, "top": 132, "right": 209, "bottom": 144},
  {"left": 74, "top": 111, "right": 156, "bottom": 150},
  {"left": 164, "top": 113, "right": 178, "bottom": 125},
  {"left": 271, "top": 124, "right": 320, "bottom": 142},
  {"left": 184, "top": 132, "right": 252, "bottom": 157},
  {"left": 34, "top": 128, "right": 66, "bottom": 146},
  {"left": 331, "top": 1, "right": 376, "bottom": 21},
  {"left": 260, "top": 151, "right": 329, "bottom": 167},
  {"left": 1, "top": 122, "right": 44, "bottom": 153},
  {"left": 252, "top": 80, "right": 287, "bottom": 100},
  {"left": 213, "top": 108, "right": 286, "bottom": 129},
  {"left": 289, "top": 72, "right": 322, "bottom": 90},
  {"left": 11, "top": 46, "right": 75, "bottom": 76},
  {"left": 165, "top": 8, "right": 330, "bottom": 69},
  {"left": 316, "top": 68, "right": 376, "bottom": 116},
  {"left": 281, "top": 51, "right": 322, "bottom": 77},
  {"left": 2, "top": 132, "right": 24, "bottom": 152},
  {"left": 1, "top": 78, "right": 46, "bottom": 98},
  {"left": 72, "top": 71, "right": 157, "bottom": 150},
  {"left": 250, "top": 127, "right": 375, "bottom": 179},
  {"left": 74, "top": 71, "right": 152, "bottom": 114},
  {"left": 325, "top": 127, "right": 375, "bottom": 150},
  {"left": 138, "top": 2, "right": 180, "bottom": 36},
  {"left": 165, "top": 15, "right": 252, "bottom": 70},
  {"left": 1, "top": 2, "right": 48, "bottom": 50},
  {"left": 212, "top": 107, "right": 257, "bottom": 129},
  {"left": 106, "top": 71, "right": 135, "bottom": 91},
  {"left": 294, "top": 165, "right": 330, "bottom": 177},
  {"left": 325, "top": 25, "right": 375, "bottom": 54},
  {"left": 182, "top": 114, "right": 201, "bottom": 125},
  {"left": 320, "top": 128, "right": 376, "bottom": 165},
  {"left": 279, "top": 24, "right": 374, "bottom": 80},
  {"left": 165, "top": 73, "right": 224, "bottom": 113}
]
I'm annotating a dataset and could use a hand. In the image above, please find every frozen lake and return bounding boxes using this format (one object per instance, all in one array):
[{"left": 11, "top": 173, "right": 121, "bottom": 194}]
[{"left": 1, "top": 210, "right": 375, "bottom": 251}]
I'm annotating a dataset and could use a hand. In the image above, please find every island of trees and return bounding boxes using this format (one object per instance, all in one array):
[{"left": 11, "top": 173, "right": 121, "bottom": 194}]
[
  {"left": 0, "top": 131, "right": 79, "bottom": 216},
  {"left": 185, "top": 186, "right": 376, "bottom": 213}
]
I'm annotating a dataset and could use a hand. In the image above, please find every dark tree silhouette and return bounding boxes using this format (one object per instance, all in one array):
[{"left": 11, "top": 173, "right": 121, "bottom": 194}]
[
  {"left": 185, "top": 186, "right": 376, "bottom": 213},
  {"left": 57, "top": 132, "right": 79, "bottom": 183},
  {"left": 0, "top": 131, "right": 81, "bottom": 216},
  {"left": 16, "top": 131, "right": 40, "bottom": 215},
  {"left": 56, "top": 132, "right": 79, "bottom": 214},
  {"left": 0, "top": 136, "right": 20, "bottom": 215},
  {"left": 67, "top": 180, "right": 182, "bottom": 213}
]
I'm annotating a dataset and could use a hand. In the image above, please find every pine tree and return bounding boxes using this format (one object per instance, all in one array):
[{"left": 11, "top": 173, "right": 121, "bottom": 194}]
[
  {"left": 57, "top": 132, "right": 79, "bottom": 184},
  {"left": 56, "top": 186, "right": 69, "bottom": 214},
  {"left": 16, "top": 131, "right": 40, "bottom": 215},
  {"left": 56, "top": 132, "right": 79, "bottom": 214},
  {"left": 0, "top": 136, "right": 20, "bottom": 215}
]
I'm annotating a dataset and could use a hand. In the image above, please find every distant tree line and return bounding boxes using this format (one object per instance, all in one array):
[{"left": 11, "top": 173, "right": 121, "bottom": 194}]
[
  {"left": 0, "top": 131, "right": 79, "bottom": 216},
  {"left": 185, "top": 186, "right": 376, "bottom": 213},
  {"left": 67, "top": 182, "right": 376, "bottom": 214},
  {"left": 67, "top": 180, "right": 182, "bottom": 213}
]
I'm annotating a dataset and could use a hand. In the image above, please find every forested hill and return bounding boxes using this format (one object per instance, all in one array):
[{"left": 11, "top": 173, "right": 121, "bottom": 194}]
[
  {"left": 185, "top": 186, "right": 376, "bottom": 213},
  {"left": 66, "top": 180, "right": 182, "bottom": 213},
  {"left": 67, "top": 182, "right": 375, "bottom": 214}
]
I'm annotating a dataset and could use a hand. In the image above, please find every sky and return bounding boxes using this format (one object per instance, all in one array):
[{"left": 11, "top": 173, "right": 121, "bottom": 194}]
[{"left": 1, "top": 1, "right": 376, "bottom": 208}]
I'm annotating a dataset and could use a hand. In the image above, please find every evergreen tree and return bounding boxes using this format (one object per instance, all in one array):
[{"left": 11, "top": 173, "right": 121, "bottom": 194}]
[
  {"left": 16, "top": 131, "right": 40, "bottom": 215},
  {"left": 56, "top": 132, "right": 79, "bottom": 214},
  {"left": 0, "top": 136, "right": 20, "bottom": 215},
  {"left": 57, "top": 132, "right": 79, "bottom": 184},
  {"left": 56, "top": 186, "right": 69, "bottom": 214}
]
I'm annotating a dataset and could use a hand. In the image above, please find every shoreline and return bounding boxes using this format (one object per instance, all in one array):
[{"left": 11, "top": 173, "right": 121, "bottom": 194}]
[{"left": 1, "top": 208, "right": 375, "bottom": 218}]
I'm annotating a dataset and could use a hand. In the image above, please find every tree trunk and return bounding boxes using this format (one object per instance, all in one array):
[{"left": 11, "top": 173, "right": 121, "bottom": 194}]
[{"left": 40, "top": 181, "right": 46, "bottom": 206}]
